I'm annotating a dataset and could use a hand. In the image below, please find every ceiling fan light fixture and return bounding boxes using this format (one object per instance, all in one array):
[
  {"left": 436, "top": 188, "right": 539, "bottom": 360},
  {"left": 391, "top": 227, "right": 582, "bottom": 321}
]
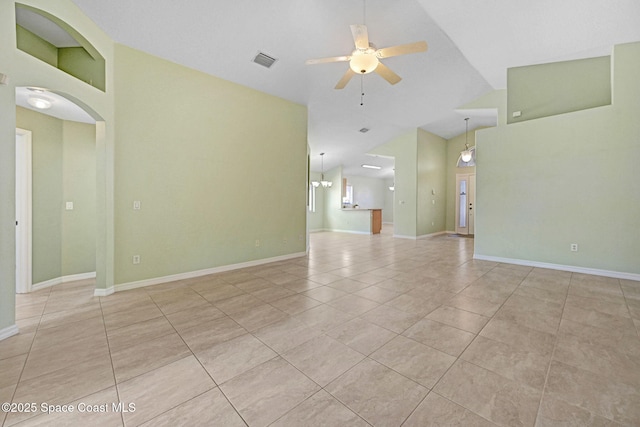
[{"left": 349, "top": 50, "right": 379, "bottom": 74}]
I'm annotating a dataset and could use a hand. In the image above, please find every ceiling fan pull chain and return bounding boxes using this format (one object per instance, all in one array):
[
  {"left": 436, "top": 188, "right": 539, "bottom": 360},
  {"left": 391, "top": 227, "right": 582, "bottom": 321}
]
[{"left": 360, "top": 75, "right": 365, "bottom": 106}]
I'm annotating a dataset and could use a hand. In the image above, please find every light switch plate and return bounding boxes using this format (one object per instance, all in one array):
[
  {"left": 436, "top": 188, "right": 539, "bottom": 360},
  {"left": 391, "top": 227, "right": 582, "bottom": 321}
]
[{"left": 65, "top": 202, "right": 73, "bottom": 210}]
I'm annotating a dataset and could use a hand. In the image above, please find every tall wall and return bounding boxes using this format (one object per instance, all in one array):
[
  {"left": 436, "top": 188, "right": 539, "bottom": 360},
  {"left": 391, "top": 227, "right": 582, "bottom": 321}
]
[
  {"left": 474, "top": 42, "right": 640, "bottom": 276},
  {"left": 1, "top": 0, "right": 307, "bottom": 335},
  {"left": 417, "top": 129, "right": 447, "bottom": 236},
  {"left": 113, "top": 44, "right": 308, "bottom": 286}
]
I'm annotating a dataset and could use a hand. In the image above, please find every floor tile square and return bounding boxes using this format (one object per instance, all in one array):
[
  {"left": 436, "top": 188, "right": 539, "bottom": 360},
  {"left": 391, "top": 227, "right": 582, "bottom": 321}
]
[
  {"left": 221, "top": 357, "right": 320, "bottom": 427},
  {"left": 325, "top": 359, "right": 428, "bottom": 426},
  {"left": 403, "top": 318, "right": 475, "bottom": 356},
  {"left": 435, "top": 360, "right": 541, "bottom": 427},
  {"left": 197, "top": 333, "right": 277, "bottom": 384},
  {"left": 283, "top": 335, "right": 365, "bottom": 386},
  {"left": 371, "top": 335, "right": 456, "bottom": 388}
]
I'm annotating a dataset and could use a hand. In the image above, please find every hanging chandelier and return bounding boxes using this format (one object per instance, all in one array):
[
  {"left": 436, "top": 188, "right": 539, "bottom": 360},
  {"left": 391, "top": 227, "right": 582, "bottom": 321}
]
[
  {"left": 457, "top": 117, "right": 476, "bottom": 167},
  {"left": 311, "top": 153, "right": 332, "bottom": 188}
]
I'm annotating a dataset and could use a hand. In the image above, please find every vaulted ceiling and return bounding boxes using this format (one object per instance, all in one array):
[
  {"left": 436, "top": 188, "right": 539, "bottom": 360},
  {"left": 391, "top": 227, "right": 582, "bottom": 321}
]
[{"left": 24, "top": 1, "right": 640, "bottom": 178}]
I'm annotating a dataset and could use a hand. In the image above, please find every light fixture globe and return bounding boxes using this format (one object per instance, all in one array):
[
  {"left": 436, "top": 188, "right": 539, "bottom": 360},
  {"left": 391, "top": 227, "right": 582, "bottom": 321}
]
[
  {"left": 460, "top": 150, "right": 472, "bottom": 163},
  {"left": 27, "top": 96, "right": 52, "bottom": 109},
  {"left": 350, "top": 49, "right": 379, "bottom": 74}
]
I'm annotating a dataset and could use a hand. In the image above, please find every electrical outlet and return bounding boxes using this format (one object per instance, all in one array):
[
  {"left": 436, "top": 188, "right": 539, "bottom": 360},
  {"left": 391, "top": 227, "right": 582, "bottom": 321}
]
[
  {"left": 133, "top": 255, "right": 141, "bottom": 264},
  {"left": 282, "top": 238, "right": 287, "bottom": 245},
  {"left": 570, "top": 243, "right": 578, "bottom": 252},
  {"left": 299, "top": 234, "right": 303, "bottom": 241},
  {"left": 255, "top": 240, "right": 260, "bottom": 247}
]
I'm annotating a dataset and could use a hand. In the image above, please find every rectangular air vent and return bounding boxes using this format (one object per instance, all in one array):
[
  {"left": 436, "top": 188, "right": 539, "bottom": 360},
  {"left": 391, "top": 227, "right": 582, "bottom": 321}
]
[{"left": 253, "top": 52, "right": 278, "bottom": 68}]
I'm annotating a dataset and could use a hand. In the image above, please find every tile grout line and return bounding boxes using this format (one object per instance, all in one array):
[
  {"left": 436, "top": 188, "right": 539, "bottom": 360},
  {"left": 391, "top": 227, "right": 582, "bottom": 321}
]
[
  {"left": 98, "top": 295, "right": 126, "bottom": 427},
  {"left": 532, "top": 271, "right": 572, "bottom": 426}
]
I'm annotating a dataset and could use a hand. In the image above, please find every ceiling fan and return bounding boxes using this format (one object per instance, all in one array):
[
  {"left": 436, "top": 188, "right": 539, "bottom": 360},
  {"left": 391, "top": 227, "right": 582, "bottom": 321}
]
[{"left": 306, "top": 24, "right": 428, "bottom": 89}]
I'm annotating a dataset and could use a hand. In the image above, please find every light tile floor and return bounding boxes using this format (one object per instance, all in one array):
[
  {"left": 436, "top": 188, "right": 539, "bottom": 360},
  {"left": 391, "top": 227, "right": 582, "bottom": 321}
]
[{"left": 2, "top": 231, "right": 640, "bottom": 426}]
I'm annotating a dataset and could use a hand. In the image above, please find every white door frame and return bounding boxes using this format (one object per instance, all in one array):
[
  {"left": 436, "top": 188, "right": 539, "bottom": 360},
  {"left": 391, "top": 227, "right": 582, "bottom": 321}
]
[{"left": 16, "top": 128, "right": 32, "bottom": 294}]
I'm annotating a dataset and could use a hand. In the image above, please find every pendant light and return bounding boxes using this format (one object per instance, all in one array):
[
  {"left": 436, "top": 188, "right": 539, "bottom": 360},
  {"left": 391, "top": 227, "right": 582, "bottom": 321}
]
[
  {"left": 319, "top": 152, "right": 332, "bottom": 188},
  {"left": 457, "top": 118, "right": 476, "bottom": 167}
]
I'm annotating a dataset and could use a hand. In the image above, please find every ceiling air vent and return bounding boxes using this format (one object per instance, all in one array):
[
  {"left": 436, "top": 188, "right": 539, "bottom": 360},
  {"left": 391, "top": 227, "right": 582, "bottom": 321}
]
[
  {"left": 253, "top": 52, "right": 278, "bottom": 69},
  {"left": 359, "top": 128, "right": 370, "bottom": 133}
]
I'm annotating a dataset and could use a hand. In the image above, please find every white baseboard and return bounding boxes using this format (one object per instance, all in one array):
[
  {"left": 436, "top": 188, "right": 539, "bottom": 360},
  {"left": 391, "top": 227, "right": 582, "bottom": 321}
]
[
  {"left": 93, "top": 287, "right": 115, "bottom": 297},
  {"left": 474, "top": 254, "right": 640, "bottom": 282},
  {"left": 113, "top": 251, "right": 307, "bottom": 293},
  {"left": 393, "top": 234, "right": 414, "bottom": 239},
  {"left": 32, "top": 272, "right": 96, "bottom": 291},
  {"left": 0, "top": 324, "right": 19, "bottom": 341},
  {"left": 417, "top": 231, "right": 448, "bottom": 240},
  {"left": 328, "top": 229, "right": 372, "bottom": 235}
]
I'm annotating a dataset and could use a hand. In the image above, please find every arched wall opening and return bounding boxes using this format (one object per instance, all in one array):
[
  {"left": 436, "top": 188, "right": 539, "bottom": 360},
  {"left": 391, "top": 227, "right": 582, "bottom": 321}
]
[{"left": 0, "top": 0, "right": 115, "bottom": 339}]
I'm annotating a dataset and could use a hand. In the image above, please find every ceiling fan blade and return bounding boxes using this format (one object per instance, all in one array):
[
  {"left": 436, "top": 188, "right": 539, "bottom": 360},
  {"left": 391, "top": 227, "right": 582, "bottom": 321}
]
[
  {"left": 350, "top": 24, "right": 370, "bottom": 50},
  {"left": 375, "top": 62, "right": 402, "bottom": 85},
  {"left": 335, "top": 68, "right": 356, "bottom": 89},
  {"left": 376, "top": 41, "right": 428, "bottom": 59},
  {"left": 305, "top": 55, "right": 351, "bottom": 65}
]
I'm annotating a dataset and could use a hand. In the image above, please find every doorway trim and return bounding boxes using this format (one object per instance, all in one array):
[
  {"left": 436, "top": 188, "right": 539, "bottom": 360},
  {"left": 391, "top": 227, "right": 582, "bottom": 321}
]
[{"left": 16, "top": 128, "right": 32, "bottom": 294}]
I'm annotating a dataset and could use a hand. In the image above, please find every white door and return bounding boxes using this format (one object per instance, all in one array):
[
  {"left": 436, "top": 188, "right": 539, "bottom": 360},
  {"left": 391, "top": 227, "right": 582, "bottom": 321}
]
[
  {"left": 455, "top": 173, "right": 475, "bottom": 235},
  {"left": 16, "top": 128, "right": 32, "bottom": 293}
]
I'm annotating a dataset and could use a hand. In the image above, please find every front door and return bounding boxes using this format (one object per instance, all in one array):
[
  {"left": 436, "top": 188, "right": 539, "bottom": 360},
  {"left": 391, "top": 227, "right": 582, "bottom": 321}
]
[{"left": 455, "top": 173, "right": 475, "bottom": 235}]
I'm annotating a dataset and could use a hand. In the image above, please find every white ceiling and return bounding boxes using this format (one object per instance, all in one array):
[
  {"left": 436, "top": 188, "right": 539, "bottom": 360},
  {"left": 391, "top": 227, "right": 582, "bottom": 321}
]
[{"left": 24, "top": 1, "right": 640, "bottom": 178}]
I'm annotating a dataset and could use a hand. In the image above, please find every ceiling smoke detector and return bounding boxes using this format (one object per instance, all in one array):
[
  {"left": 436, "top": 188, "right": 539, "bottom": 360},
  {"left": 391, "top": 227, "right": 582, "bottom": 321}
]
[
  {"left": 359, "top": 127, "right": 370, "bottom": 133},
  {"left": 253, "top": 52, "right": 278, "bottom": 68}
]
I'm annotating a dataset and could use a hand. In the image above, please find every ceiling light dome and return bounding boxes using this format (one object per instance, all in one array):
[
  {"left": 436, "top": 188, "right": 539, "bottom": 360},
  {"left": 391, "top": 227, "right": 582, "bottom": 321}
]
[
  {"left": 27, "top": 96, "right": 52, "bottom": 109},
  {"left": 350, "top": 49, "right": 379, "bottom": 74}
]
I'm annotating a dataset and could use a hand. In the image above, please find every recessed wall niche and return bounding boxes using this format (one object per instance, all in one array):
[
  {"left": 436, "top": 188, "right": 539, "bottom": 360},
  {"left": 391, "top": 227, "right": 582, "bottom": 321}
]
[{"left": 15, "top": 3, "right": 106, "bottom": 91}]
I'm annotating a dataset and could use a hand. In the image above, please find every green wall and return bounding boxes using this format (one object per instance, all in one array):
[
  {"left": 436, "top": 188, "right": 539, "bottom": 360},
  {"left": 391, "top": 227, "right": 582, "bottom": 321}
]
[
  {"left": 322, "top": 166, "right": 372, "bottom": 234},
  {"left": 62, "top": 120, "right": 96, "bottom": 276},
  {"left": 113, "top": 44, "right": 307, "bottom": 285},
  {"left": 508, "top": 56, "right": 611, "bottom": 124},
  {"left": 474, "top": 42, "right": 640, "bottom": 275},
  {"left": 370, "top": 129, "right": 447, "bottom": 238},
  {"left": 383, "top": 178, "right": 394, "bottom": 223},
  {"left": 58, "top": 46, "right": 106, "bottom": 90},
  {"left": 16, "top": 107, "right": 63, "bottom": 283},
  {"left": 16, "top": 24, "right": 57, "bottom": 66},
  {"left": 15, "top": 107, "right": 96, "bottom": 284},
  {"left": 16, "top": 4, "right": 107, "bottom": 91},
  {"left": 417, "top": 129, "right": 447, "bottom": 236},
  {"left": 344, "top": 175, "right": 387, "bottom": 210},
  {"left": 370, "top": 130, "right": 418, "bottom": 238}
]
